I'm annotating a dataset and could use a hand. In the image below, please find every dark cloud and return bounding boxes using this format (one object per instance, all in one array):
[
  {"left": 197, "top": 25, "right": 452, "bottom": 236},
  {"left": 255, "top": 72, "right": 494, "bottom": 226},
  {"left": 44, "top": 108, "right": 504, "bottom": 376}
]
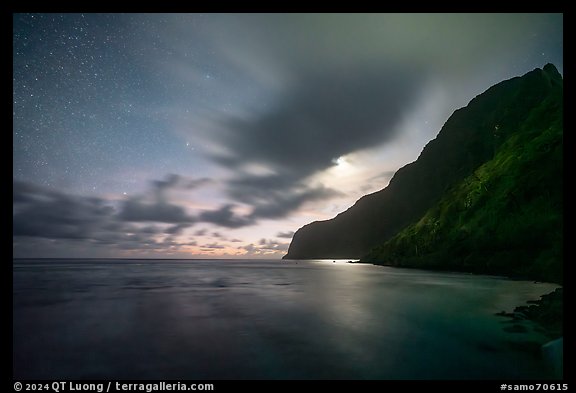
[
  {"left": 13, "top": 181, "right": 48, "bottom": 204},
  {"left": 13, "top": 174, "right": 337, "bottom": 259},
  {"left": 123, "top": 173, "right": 327, "bottom": 228},
  {"left": 118, "top": 174, "right": 208, "bottom": 223},
  {"left": 226, "top": 173, "right": 298, "bottom": 204},
  {"left": 118, "top": 176, "right": 342, "bottom": 229},
  {"left": 212, "top": 65, "right": 423, "bottom": 179},
  {"left": 153, "top": 174, "right": 212, "bottom": 195},
  {"left": 192, "top": 182, "right": 342, "bottom": 229},
  {"left": 140, "top": 225, "right": 162, "bottom": 234},
  {"left": 249, "top": 184, "right": 342, "bottom": 220},
  {"left": 165, "top": 223, "right": 191, "bottom": 235},
  {"left": 159, "top": 236, "right": 181, "bottom": 248},
  {"left": 198, "top": 204, "right": 254, "bottom": 228},
  {"left": 13, "top": 181, "right": 192, "bottom": 255},
  {"left": 276, "top": 231, "right": 294, "bottom": 239},
  {"left": 119, "top": 197, "right": 193, "bottom": 223},
  {"left": 222, "top": 174, "right": 343, "bottom": 223},
  {"left": 13, "top": 181, "right": 113, "bottom": 240},
  {"left": 152, "top": 173, "right": 182, "bottom": 193}
]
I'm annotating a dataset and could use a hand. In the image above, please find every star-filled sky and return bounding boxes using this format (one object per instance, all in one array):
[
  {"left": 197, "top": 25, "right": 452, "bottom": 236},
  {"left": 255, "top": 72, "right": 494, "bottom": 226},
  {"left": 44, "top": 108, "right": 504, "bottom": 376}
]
[{"left": 13, "top": 13, "right": 563, "bottom": 258}]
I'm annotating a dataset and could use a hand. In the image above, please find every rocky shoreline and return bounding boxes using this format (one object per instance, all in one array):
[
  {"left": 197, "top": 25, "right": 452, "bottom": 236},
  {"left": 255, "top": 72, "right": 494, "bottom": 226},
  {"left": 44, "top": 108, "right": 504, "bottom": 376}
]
[
  {"left": 514, "top": 288, "right": 563, "bottom": 339},
  {"left": 496, "top": 288, "right": 563, "bottom": 339}
]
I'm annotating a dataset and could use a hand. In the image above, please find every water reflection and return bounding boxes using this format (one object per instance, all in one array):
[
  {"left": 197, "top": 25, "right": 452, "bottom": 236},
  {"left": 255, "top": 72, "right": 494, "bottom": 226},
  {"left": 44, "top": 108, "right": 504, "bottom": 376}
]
[{"left": 13, "top": 259, "right": 559, "bottom": 379}]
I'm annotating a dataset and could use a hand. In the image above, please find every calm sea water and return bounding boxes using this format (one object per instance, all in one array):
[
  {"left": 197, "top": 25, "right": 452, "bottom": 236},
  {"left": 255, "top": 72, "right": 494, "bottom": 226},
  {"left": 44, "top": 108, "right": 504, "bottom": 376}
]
[{"left": 13, "top": 259, "right": 559, "bottom": 379}]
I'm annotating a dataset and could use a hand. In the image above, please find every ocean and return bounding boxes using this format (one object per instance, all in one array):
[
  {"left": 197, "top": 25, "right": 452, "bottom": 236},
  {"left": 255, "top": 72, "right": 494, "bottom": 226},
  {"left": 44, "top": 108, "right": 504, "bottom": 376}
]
[{"left": 13, "top": 259, "right": 559, "bottom": 379}]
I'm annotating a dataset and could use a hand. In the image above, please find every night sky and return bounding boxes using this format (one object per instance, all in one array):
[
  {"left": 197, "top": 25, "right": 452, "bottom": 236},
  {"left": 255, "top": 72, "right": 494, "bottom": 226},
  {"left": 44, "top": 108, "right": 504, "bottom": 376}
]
[{"left": 13, "top": 13, "right": 563, "bottom": 258}]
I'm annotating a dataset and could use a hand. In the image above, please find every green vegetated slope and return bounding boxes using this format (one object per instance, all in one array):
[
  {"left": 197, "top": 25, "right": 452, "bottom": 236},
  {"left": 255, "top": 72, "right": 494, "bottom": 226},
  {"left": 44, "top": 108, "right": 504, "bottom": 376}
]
[{"left": 364, "top": 65, "right": 563, "bottom": 284}]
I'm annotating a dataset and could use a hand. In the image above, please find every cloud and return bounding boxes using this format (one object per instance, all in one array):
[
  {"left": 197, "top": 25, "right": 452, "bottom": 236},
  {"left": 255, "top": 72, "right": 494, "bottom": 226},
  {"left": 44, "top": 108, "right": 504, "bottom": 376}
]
[
  {"left": 190, "top": 182, "right": 343, "bottom": 229},
  {"left": 200, "top": 242, "right": 225, "bottom": 249},
  {"left": 13, "top": 180, "right": 193, "bottom": 256},
  {"left": 241, "top": 244, "right": 256, "bottom": 252},
  {"left": 140, "top": 225, "right": 162, "bottom": 234},
  {"left": 13, "top": 173, "right": 337, "bottom": 260},
  {"left": 119, "top": 197, "right": 193, "bottom": 223},
  {"left": 152, "top": 173, "right": 182, "bottom": 194},
  {"left": 219, "top": 173, "right": 344, "bottom": 223},
  {"left": 198, "top": 204, "right": 254, "bottom": 228},
  {"left": 211, "top": 65, "right": 424, "bottom": 179},
  {"left": 114, "top": 172, "right": 342, "bottom": 229},
  {"left": 120, "top": 175, "right": 343, "bottom": 229},
  {"left": 258, "top": 239, "right": 289, "bottom": 251},
  {"left": 153, "top": 174, "right": 212, "bottom": 195},
  {"left": 13, "top": 181, "right": 113, "bottom": 240},
  {"left": 118, "top": 174, "right": 211, "bottom": 223},
  {"left": 165, "top": 223, "right": 192, "bottom": 234},
  {"left": 194, "top": 229, "right": 207, "bottom": 236},
  {"left": 358, "top": 170, "right": 398, "bottom": 193},
  {"left": 369, "top": 170, "right": 398, "bottom": 183},
  {"left": 248, "top": 184, "right": 343, "bottom": 220},
  {"left": 276, "top": 231, "right": 294, "bottom": 239},
  {"left": 240, "top": 239, "right": 289, "bottom": 254},
  {"left": 118, "top": 174, "right": 294, "bottom": 229}
]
